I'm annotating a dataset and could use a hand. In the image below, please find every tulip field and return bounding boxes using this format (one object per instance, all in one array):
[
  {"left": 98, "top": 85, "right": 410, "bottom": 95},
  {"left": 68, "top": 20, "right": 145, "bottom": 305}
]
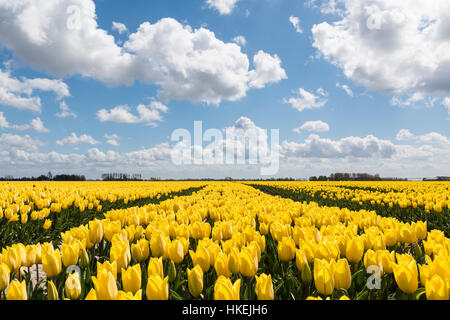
[{"left": 0, "top": 181, "right": 449, "bottom": 300}]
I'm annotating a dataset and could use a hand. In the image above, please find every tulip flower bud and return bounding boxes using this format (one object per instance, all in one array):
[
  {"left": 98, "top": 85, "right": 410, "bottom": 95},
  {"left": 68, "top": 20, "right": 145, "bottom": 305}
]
[
  {"left": 42, "top": 248, "right": 62, "bottom": 278},
  {"left": 122, "top": 264, "right": 142, "bottom": 294},
  {"left": 187, "top": 265, "right": 203, "bottom": 298},
  {"left": 92, "top": 269, "right": 118, "bottom": 300},
  {"left": 168, "top": 240, "right": 184, "bottom": 264},
  {"left": 47, "top": 280, "right": 59, "bottom": 300},
  {"left": 79, "top": 248, "right": 89, "bottom": 268},
  {"left": 301, "top": 263, "right": 312, "bottom": 285},
  {"left": 148, "top": 257, "right": 164, "bottom": 278},
  {"left": 168, "top": 261, "right": 177, "bottom": 283},
  {"left": 214, "top": 276, "right": 241, "bottom": 300},
  {"left": 425, "top": 274, "right": 449, "bottom": 300},
  {"left": 146, "top": 275, "right": 169, "bottom": 300}
]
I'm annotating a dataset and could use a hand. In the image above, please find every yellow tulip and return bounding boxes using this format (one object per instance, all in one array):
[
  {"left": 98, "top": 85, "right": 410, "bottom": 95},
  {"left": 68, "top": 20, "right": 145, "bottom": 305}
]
[
  {"left": 425, "top": 274, "right": 449, "bottom": 300},
  {"left": 314, "top": 259, "right": 334, "bottom": 296},
  {"left": 61, "top": 243, "right": 80, "bottom": 267},
  {"left": 65, "top": 272, "right": 82, "bottom": 300},
  {"left": 43, "top": 219, "right": 52, "bottom": 230},
  {"left": 150, "top": 233, "right": 168, "bottom": 258},
  {"left": 131, "top": 239, "right": 150, "bottom": 262},
  {"left": 117, "top": 290, "right": 142, "bottom": 300},
  {"left": 2, "top": 247, "right": 20, "bottom": 273},
  {"left": 42, "top": 248, "right": 62, "bottom": 278},
  {"left": 392, "top": 259, "right": 418, "bottom": 294},
  {"left": 0, "top": 263, "right": 10, "bottom": 292},
  {"left": 413, "top": 221, "right": 427, "bottom": 241},
  {"left": 295, "top": 249, "right": 308, "bottom": 272},
  {"left": 122, "top": 264, "right": 142, "bottom": 294},
  {"left": 377, "top": 250, "right": 395, "bottom": 274},
  {"left": 187, "top": 265, "right": 204, "bottom": 298},
  {"left": 110, "top": 240, "right": 131, "bottom": 272},
  {"left": 92, "top": 269, "right": 118, "bottom": 300},
  {"left": 277, "top": 237, "right": 296, "bottom": 262},
  {"left": 47, "top": 280, "right": 59, "bottom": 300},
  {"left": 239, "top": 250, "right": 257, "bottom": 278},
  {"left": 168, "top": 240, "right": 185, "bottom": 264},
  {"left": 189, "top": 247, "right": 210, "bottom": 273},
  {"left": 399, "top": 224, "right": 417, "bottom": 244},
  {"left": 88, "top": 219, "right": 104, "bottom": 244},
  {"left": 146, "top": 275, "right": 169, "bottom": 300},
  {"left": 228, "top": 248, "right": 240, "bottom": 275},
  {"left": 148, "top": 257, "right": 164, "bottom": 278},
  {"left": 255, "top": 274, "right": 274, "bottom": 300},
  {"left": 214, "top": 253, "right": 231, "bottom": 278},
  {"left": 332, "top": 259, "right": 351, "bottom": 290},
  {"left": 214, "top": 276, "right": 241, "bottom": 300},
  {"left": 97, "top": 261, "right": 117, "bottom": 282},
  {"left": 23, "top": 245, "right": 37, "bottom": 268},
  {"left": 85, "top": 288, "right": 97, "bottom": 300},
  {"left": 7, "top": 280, "right": 27, "bottom": 300},
  {"left": 345, "top": 237, "right": 364, "bottom": 264}
]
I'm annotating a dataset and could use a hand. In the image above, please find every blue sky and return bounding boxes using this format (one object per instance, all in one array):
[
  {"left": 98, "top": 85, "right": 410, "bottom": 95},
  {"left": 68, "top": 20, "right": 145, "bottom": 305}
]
[{"left": 0, "top": 0, "right": 449, "bottom": 179}]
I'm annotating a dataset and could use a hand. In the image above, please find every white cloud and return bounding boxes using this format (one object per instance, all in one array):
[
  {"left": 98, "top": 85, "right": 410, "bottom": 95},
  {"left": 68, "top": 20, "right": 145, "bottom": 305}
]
[
  {"left": 206, "top": 0, "right": 239, "bottom": 15},
  {"left": 56, "top": 133, "right": 100, "bottom": 146},
  {"left": 336, "top": 82, "right": 354, "bottom": 97},
  {"left": 0, "top": 2, "right": 285, "bottom": 105},
  {"left": 0, "top": 133, "right": 43, "bottom": 151},
  {"left": 396, "top": 129, "right": 450, "bottom": 146},
  {"left": 56, "top": 101, "right": 77, "bottom": 118},
  {"left": 289, "top": 16, "right": 303, "bottom": 33},
  {"left": 104, "top": 134, "right": 119, "bottom": 147},
  {"left": 0, "top": 112, "right": 49, "bottom": 133},
  {"left": 248, "top": 51, "right": 287, "bottom": 89},
  {"left": 283, "top": 88, "right": 328, "bottom": 112},
  {"left": 0, "top": 68, "right": 69, "bottom": 112},
  {"left": 294, "top": 121, "right": 330, "bottom": 133},
  {"left": 282, "top": 134, "right": 396, "bottom": 159},
  {"left": 312, "top": 0, "right": 450, "bottom": 95},
  {"left": 97, "top": 101, "right": 168, "bottom": 127},
  {"left": 391, "top": 92, "right": 437, "bottom": 108},
  {"left": 443, "top": 97, "right": 450, "bottom": 115},
  {"left": 232, "top": 35, "right": 246, "bottom": 47},
  {"left": 112, "top": 22, "right": 128, "bottom": 34}
]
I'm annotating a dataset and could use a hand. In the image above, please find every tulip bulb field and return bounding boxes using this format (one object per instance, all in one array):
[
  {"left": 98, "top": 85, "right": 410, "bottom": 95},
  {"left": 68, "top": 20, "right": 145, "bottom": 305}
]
[{"left": 0, "top": 181, "right": 449, "bottom": 301}]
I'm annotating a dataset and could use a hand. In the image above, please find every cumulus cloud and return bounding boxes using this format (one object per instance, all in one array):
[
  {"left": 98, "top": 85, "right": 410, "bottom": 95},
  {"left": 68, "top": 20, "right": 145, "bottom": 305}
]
[
  {"left": 0, "top": 1, "right": 286, "bottom": 105},
  {"left": 104, "top": 134, "right": 119, "bottom": 147},
  {"left": 97, "top": 100, "right": 168, "bottom": 127},
  {"left": 0, "top": 112, "right": 49, "bottom": 133},
  {"left": 112, "top": 22, "right": 128, "bottom": 34},
  {"left": 289, "top": 16, "right": 303, "bottom": 33},
  {"left": 336, "top": 82, "right": 354, "bottom": 97},
  {"left": 443, "top": 97, "right": 450, "bottom": 115},
  {"left": 232, "top": 35, "right": 246, "bottom": 47},
  {"left": 56, "top": 133, "right": 100, "bottom": 146},
  {"left": 56, "top": 101, "right": 77, "bottom": 118},
  {"left": 294, "top": 121, "right": 330, "bottom": 133},
  {"left": 396, "top": 129, "right": 450, "bottom": 146},
  {"left": 283, "top": 88, "right": 327, "bottom": 112},
  {"left": 311, "top": 0, "right": 450, "bottom": 96},
  {"left": 282, "top": 134, "right": 397, "bottom": 159},
  {"left": 0, "top": 68, "right": 69, "bottom": 112},
  {"left": 248, "top": 51, "right": 287, "bottom": 89},
  {"left": 205, "top": 0, "right": 239, "bottom": 15},
  {"left": 0, "top": 133, "right": 43, "bottom": 151}
]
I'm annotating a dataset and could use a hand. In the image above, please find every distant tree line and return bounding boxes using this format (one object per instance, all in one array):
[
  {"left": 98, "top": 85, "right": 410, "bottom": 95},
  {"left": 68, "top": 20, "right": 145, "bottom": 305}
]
[
  {"left": 309, "top": 173, "right": 407, "bottom": 181},
  {"left": 0, "top": 172, "right": 86, "bottom": 181},
  {"left": 102, "top": 173, "right": 143, "bottom": 181}
]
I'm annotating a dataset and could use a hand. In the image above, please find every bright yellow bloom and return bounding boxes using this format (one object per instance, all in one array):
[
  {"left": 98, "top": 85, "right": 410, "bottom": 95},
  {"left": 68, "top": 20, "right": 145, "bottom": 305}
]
[
  {"left": 239, "top": 249, "right": 257, "bottom": 278},
  {"left": 7, "top": 280, "right": 27, "bottom": 300},
  {"left": 277, "top": 237, "right": 296, "bottom": 262},
  {"left": 148, "top": 257, "right": 164, "bottom": 278},
  {"left": 345, "top": 237, "right": 364, "bottom": 264},
  {"left": 97, "top": 261, "right": 117, "bottom": 282},
  {"left": 187, "top": 265, "right": 203, "bottom": 298},
  {"left": 110, "top": 240, "right": 131, "bottom": 272},
  {"left": 255, "top": 273, "right": 274, "bottom": 300},
  {"left": 146, "top": 275, "right": 169, "bottom": 300},
  {"left": 42, "top": 248, "right": 62, "bottom": 278},
  {"left": 92, "top": 269, "right": 118, "bottom": 300},
  {"left": 228, "top": 248, "right": 240, "bottom": 275},
  {"left": 425, "top": 274, "right": 449, "bottom": 300},
  {"left": 214, "top": 253, "right": 231, "bottom": 278},
  {"left": 2, "top": 247, "right": 20, "bottom": 273},
  {"left": 43, "top": 219, "right": 52, "bottom": 230},
  {"left": 0, "top": 263, "right": 10, "bottom": 292},
  {"left": 314, "top": 259, "right": 334, "bottom": 296},
  {"left": 214, "top": 276, "right": 240, "bottom": 300},
  {"left": 122, "top": 264, "right": 142, "bottom": 294},
  {"left": 61, "top": 243, "right": 80, "bottom": 267},
  {"left": 131, "top": 239, "right": 150, "bottom": 262},
  {"left": 47, "top": 280, "right": 59, "bottom": 300},
  {"left": 392, "top": 259, "right": 418, "bottom": 294},
  {"left": 189, "top": 246, "right": 210, "bottom": 273},
  {"left": 332, "top": 259, "right": 351, "bottom": 290},
  {"left": 150, "top": 233, "right": 168, "bottom": 258},
  {"left": 117, "top": 290, "right": 142, "bottom": 300},
  {"left": 168, "top": 240, "right": 185, "bottom": 264}
]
